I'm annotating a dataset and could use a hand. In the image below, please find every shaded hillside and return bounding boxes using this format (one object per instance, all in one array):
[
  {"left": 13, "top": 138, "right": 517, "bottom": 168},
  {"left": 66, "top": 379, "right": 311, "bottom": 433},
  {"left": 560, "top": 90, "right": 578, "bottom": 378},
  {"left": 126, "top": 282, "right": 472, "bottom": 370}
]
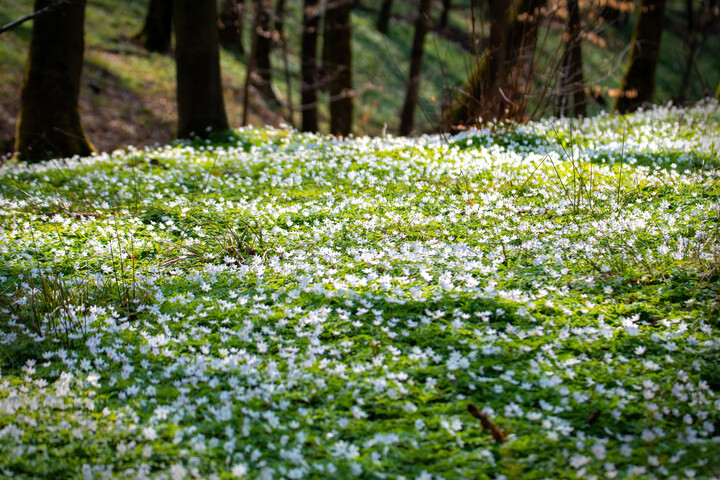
[{"left": 1, "top": 0, "right": 718, "bottom": 156}]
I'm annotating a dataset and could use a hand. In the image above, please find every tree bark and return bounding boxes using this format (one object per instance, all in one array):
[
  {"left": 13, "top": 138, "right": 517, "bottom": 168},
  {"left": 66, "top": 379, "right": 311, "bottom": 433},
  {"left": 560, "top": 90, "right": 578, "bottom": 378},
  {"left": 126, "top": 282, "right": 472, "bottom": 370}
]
[
  {"left": 485, "top": 0, "right": 509, "bottom": 118},
  {"left": 275, "top": 0, "right": 294, "bottom": 123},
  {"left": 252, "top": 0, "right": 277, "bottom": 102},
  {"left": 15, "top": 0, "right": 95, "bottom": 161},
  {"left": 446, "top": 0, "right": 545, "bottom": 127},
  {"left": 325, "top": 0, "right": 353, "bottom": 136},
  {"left": 613, "top": 0, "right": 666, "bottom": 114},
  {"left": 174, "top": 0, "right": 229, "bottom": 138},
  {"left": 135, "top": 0, "right": 173, "bottom": 53},
  {"left": 275, "top": 0, "right": 287, "bottom": 39},
  {"left": 301, "top": 0, "right": 320, "bottom": 132},
  {"left": 675, "top": 0, "right": 710, "bottom": 104},
  {"left": 505, "top": 0, "right": 545, "bottom": 114},
  {"left": 218, "top": 0, "right": 244, "bottom": 53},
  {"left": 242, "top": 0, "right": 262, "bottom": 126},
  {"left": 399, "top": 0, "right": 431, "bottom": 136},
  {"left": 555, "top": 0, "right": 586, "bottom": 117},
  {"left": 437, "top": 0, "right": 451, "bottom": 30},
  {"left": 377, "top": 0, "right": 393, "bottom": 33},
  {"left": 447, "top": 0, "right": 509, "bottom": 126}
]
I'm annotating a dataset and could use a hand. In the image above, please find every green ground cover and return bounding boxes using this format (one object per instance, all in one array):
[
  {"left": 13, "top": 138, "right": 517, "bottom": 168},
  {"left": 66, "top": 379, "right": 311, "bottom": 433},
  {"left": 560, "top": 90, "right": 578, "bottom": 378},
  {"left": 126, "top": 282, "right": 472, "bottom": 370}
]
[{"left": 1, "top": 104, "right": 720, "bottom": 479}]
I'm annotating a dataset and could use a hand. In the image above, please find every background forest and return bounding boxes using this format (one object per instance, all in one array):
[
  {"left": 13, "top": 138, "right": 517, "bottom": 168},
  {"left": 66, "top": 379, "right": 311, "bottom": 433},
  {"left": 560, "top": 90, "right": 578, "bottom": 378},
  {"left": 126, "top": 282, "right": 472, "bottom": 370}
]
[
  {"left": 1, "top": 0, "right": 719, "bottom": 159},
  {"left": 0, "top": 0, "right": 720, "bottom": 159}
]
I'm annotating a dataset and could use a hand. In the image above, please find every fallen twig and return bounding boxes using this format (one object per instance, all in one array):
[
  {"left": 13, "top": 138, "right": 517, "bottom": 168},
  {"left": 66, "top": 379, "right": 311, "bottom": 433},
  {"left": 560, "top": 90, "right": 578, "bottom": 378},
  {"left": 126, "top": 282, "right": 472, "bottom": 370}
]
[{"left": 468, "top": 403, "right": 505, "bottom": 443}]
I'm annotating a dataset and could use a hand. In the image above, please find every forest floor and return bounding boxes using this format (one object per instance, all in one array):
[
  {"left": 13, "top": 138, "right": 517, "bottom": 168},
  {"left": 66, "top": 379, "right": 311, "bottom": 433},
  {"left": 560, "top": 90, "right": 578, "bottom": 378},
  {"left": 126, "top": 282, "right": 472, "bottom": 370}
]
[{"left": 1, "top": 103, "right": 719, "bottom": 479}]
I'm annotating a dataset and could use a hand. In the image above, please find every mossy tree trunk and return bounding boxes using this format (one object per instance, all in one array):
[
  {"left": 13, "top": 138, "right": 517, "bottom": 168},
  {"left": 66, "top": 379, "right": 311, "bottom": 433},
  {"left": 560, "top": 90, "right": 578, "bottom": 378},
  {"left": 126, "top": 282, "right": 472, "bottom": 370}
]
[
  {"left": 399, "top": 0, "right": 431, "bottom": 136},
  {"left": 555, "top": 0, "right": 586, "bottom": 117},
  {"left": 174, "top": 0, "right": 229, "bottom": 138},
  {"left": 613, "top": 0, "right": 666, "bottom": 114},
  {"left": 218, "top": 0, "right": 244, "bottom": 54},
  {"left": 135, "top": 0, "right": 173, "bottom": 53},
  {"left": 324, "top": 0, "right": 353, "bottom": 136},
  {"left": 15, "top": 0, "right": 95, "bottom": 162},
  {"left": 377, "top": 0, "right": 392, "bottom": 33},
  {"left": 301, "top": 0, "right": 320, "bottom": 132}
]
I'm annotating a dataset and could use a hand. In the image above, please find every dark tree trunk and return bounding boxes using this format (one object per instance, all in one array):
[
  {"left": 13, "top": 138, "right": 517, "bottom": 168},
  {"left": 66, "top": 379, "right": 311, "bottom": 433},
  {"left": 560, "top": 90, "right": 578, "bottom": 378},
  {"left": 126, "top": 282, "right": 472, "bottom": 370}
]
[
  {"left": 324, "top": 0, "right": 353, "bottom": 136},
  {"left": 399, "top": 0, "right": 431, "bottom": 136},
  {"left": 274, "top": 0, "right": 295, "bottom": 126},
  {"left": 15, "top": 0, "right": 95, "bottom": 161},
  {"left": 504, "top": 0, "right": 545, "bottom": 114},
  {"left": 454, "top": 0, "right": 508, "bottom": 125},
  {"left": 218, "top": 0, "right": 244, "bottom": 53},
  {"left": 437, "top": 0, "right": 451, "bottom": 30},
  {"left": 676, "top": 0, "right": 700, "bottom": 104},
  {"left": 447, "top": 0, "right": 544, "bottom": 127},
  {"left": 174, "top": 0, "right": 229, "bottom": 138},
  {"left": 377, "top": 0, "right": 393, "bottom": 33},
  {"left": 242, "top": 0, "right": 262, "bottom": 126},
  {"left": 275, "top": 0, "right": 294, "bottom": 123},
  {"left": 252, "top": 0, "right": 277, "bottom": 102},
  {"left": 301, "top": 0, "right": 320, "bottom": 132},
  {"left": 613, "top": 0, "right": 666, "bottom": 114},
  {"left": 275, "top": 0, "right": 287, "bottom": 39},
  {"left": 555, "top": 0, "right": 586, "bottom": 117},
  {"left": 135, "top": 0, "right": 173, "bottom": 53},
  {"left": 485, "top": 0, "right": 510, "bottom": 117}
]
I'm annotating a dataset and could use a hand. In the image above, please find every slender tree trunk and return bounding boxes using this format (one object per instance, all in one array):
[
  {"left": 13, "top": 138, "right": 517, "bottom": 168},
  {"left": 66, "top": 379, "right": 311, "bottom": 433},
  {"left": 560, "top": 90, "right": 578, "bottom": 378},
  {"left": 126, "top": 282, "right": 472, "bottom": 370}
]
[
  {"left": 218, "top": 0, "right": 244, "bottom": 53},
  {"left": 555, "top": 0, "right": 585, "bottom": 117},
  {"left": 568, "top": 0, "right": 585, "bottom": 116},
  {"left": 437, "top": 0, "right": 451, "bottom": 30},
  {"left": 325, "top": 0, "right": 353, "bottom": 136},
  {"left": 275, "top": 0, "right": 294, "bottom": 124},
  {"left": 275, "top": 0, "right": 287, "bottom": 39},
  {"left": 377, "top": 0, "right": 393, "bottom": 33},
  {"left": 399, "top": 0, "right": 431, "bottom": 136},
  {"left": 242, "top": 0, "right": 262, "bottom": 126},
  {"left": 301, "top": 0, "right": 320, "bottom": 132},
  {"left": 613, "top": 0, "right": 666, "bottom": 114},
  {"left": 253, "top": 0, "right": 277, "bottom": 102},
  {"left": 715, "top": 80, "right": 720, "bottom": 99},
  {"left": 676, "top": 0, "right": 703, "bottom": 104},
  {"left": 15, "top": 0, "right": 95, "bottom": 161},
  {"left": 174, "top": 0, "right": 229, "bottom": 138}
]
